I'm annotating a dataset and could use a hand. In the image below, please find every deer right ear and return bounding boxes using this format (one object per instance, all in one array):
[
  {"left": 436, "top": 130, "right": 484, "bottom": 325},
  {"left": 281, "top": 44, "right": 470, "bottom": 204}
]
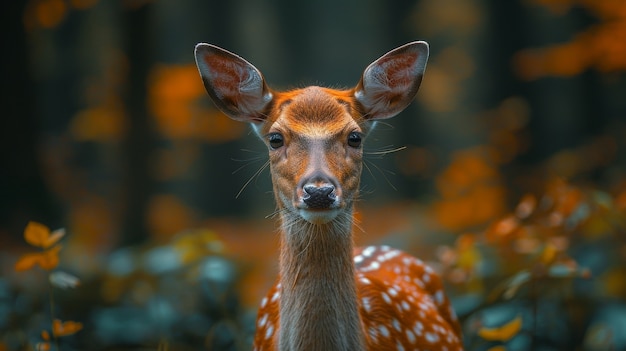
[
  {"left": 194, "top": 43, "right": 273, "bottom": 123},
  {"left": 355, "top": 41, "right": 429, "bottom": 120}
]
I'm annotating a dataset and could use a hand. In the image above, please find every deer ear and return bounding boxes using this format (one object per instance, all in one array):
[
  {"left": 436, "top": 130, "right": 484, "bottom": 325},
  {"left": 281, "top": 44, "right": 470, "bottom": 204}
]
[
  {"left": 355, "top": 41, "right": 429, "bottom": 120},
  {"left": 195, "top": 43, "right": 273, "bottom": 123}
]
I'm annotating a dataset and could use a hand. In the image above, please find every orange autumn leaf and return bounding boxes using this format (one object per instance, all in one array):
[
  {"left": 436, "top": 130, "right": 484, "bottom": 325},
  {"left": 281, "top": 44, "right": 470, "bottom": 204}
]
[
  {"left": 52, "top": 319, "right": 83, "bottom": 337},
  {"left": 14, "top": 245, "right": 62, "bottom": 271},
  {"left": 24, "top": 221, "right": 65, "bottom": 249},
  {"left": 515, "top": 194, "right": 537, "bottom": 219},
  {"left": 485, "top": 215, "right": 521, "bottom": 243},
  {"left": 41, "top": 330, "right": 50, "bottom": 341},
  {"left": 478, "top": 315, "right": 523, "bottom": 341}
]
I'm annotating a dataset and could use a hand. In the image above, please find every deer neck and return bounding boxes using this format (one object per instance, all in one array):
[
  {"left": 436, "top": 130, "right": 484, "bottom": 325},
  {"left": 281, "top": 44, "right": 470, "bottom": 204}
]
[{"left": 277, "top": 210, "right": 365, "bottom": 351}]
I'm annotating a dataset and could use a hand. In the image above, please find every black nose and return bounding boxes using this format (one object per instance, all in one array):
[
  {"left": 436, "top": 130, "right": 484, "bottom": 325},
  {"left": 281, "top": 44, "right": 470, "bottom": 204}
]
[{"left": 303, "top": 184, "right": 336, "bottom": 209}]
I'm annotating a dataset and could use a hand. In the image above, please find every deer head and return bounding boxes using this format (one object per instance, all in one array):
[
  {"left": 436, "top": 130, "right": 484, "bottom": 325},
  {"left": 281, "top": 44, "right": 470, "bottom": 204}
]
[{"left": 194, "top": 42, "right": 428, "bottom": 226}]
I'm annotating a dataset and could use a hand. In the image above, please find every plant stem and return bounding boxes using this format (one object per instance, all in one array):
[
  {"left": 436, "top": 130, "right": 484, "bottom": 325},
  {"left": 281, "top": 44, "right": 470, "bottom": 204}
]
[{"left": 49, "top": 275, "right": 59, "bottom": 351}]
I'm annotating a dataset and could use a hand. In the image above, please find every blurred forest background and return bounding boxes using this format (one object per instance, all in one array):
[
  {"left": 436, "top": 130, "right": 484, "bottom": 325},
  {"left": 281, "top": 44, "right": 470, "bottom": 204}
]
[{"left": 1, "top": 0, "right": 626, "bottom": 350}]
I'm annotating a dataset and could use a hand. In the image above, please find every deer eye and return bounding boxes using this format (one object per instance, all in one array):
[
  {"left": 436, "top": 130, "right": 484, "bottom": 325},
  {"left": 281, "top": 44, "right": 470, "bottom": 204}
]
[
  {"left": 268, "top": 133, "right": 284, "bottom": 149},
  {"left": 347, "top": 132, "right": 362, "bottom": 148}
]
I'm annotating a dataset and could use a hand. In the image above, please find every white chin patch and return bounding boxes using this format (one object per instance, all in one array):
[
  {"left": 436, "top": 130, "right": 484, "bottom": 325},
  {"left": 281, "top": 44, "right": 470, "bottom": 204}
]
[{"left": 299, "top": 209, "right": 340, "bottom": 224}]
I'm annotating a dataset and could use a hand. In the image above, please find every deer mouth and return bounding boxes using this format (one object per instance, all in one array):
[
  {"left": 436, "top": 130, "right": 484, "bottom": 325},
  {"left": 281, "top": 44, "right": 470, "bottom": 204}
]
[{"left": 298, "top": 207, "right": 341, "bottom": 224}]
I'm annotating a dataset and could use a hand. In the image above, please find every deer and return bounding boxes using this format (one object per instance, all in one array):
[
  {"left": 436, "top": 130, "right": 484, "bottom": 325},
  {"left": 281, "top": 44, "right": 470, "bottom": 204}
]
[{"left": 194, "top": 41, "right": 464, "bottom": 351}]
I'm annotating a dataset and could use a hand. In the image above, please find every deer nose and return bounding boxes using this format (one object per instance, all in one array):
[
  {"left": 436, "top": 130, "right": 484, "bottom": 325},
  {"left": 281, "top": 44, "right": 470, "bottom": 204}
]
[{"left": 302, "top": 184, "right": 337, "bottom": 209}]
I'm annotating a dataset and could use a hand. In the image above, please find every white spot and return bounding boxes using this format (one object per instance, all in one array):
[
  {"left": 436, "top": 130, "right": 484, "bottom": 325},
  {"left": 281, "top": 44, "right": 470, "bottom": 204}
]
[
  {"left": 359, "top": 276, "right": 371, "bottom": 285},
  {"left": 354, "top": 255, "right": 364, "bottom": 263},
  {"left": 388, "top": 287, "right": 398, "bottom": 297},
  {"left": 425, "top": 331, "right": 439, "bottom": 343},
  {"left": 258, "top": 314, "right": 268, "bottom": 327},
  {"left": 413, "top": 321, "right": 424, "bottom": 336},
  {"left": 363, "top": 246, "right": 376, "bottom": 257},
  {"left": 422, "top": 273, "right": 431, "bottom": 283},
  {"left": 403, "top": 275, "right": 411, "bottom": 282},
  {"left": 413, "top": 277, "right": 425, "bottom": 288},
  {"left": 392, "top": 319, "right": 401, "bottom": 331},
  {"left": 362, "top": 297, "right": 371, "bottom": 313},
  {"left": 265, "top": 323, "right": 274, "bottom": 340},
  {"left": 379, "top": 325, "right": 390, "bottom": 337},
  {"left": 369, "top": 261, "right": 380, "bottom": 271},
  {"left": 382, "top": 292, "right": 391, "bottom": 304},
  {"left": 260, "top": 297, "right": 268, "bottom": 308},
  {"left": 383, "top": 250, "right": 400, "bottom": 260},
  {"left": 425, "top": 265, "right": 434, "bottom": 274},
  {"left": 381, "top": 245, "right": 391, "bottom": 251},
  {"left": 435, "top": 290, "right": 444, "bottom": 305},
  {"left": 271, "top": 290, "right": 280, "bottom": 302},
  {"left": 406, "top": 329, "right": 416, "bottom": 344},
  {"left": 402, "top": 256, "right": 412, "bottom": 265},
  {"left": 393, "top": 266, "right": 401, "bottom": 274},
  {"left": 401, "top": 300, "right": 410, "bottom": 311},
  {"left": 396, "top": 341, "right": 405, "bottom": 351}
]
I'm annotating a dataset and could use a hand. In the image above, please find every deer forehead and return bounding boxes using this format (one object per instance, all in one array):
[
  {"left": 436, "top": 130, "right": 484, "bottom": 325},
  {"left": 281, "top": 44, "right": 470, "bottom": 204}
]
[{"left": 266, "top": 86, "right": 363, "bottom": 139}]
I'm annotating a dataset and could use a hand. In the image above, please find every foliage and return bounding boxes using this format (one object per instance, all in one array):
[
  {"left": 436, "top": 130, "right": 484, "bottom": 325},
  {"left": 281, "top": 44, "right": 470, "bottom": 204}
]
[
  {"left": 515, "top": 0, "right": 626, "bottom": 79},
  {"left": 13, "top": 222, "right": 83, "bottom": 351},
  {"left": 436, "top": 178, "right": 626, "bottom": 346},
  {"left": 5, "top": 225, "right": 250, "bottom": 351}
]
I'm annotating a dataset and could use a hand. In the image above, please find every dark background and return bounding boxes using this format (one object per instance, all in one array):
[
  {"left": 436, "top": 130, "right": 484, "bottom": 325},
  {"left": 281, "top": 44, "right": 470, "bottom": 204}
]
[
  {"left": 1, "top": 0, "right": 626, "bottom": 350},
  {"left": 2, "top": 0, "right": 624, "bottom": 247}
]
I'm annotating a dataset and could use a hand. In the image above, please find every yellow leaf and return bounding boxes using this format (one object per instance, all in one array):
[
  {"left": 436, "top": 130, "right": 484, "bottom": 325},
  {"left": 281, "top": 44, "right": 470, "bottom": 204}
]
[
  {"left": 23, "top": 222, "right": 65, "bottom": 249},
  {"left": 14, "top": 245, "right": 62, "bottom": 272},
  {"left": 15, "top": 252, "right": 44, "bottom": 272},
  {"left": 540, "top": 242, "right": 558, "bottom": 265},
  {"left": 52, "top": 319, "right": 83, "bottom": 337},
  {"left": 39, "top": 245, "right": 62, "bottom": 270},
  {"left": 478, "top": 315, "right": 523, "bottom": 341},
  {"left": 24, "top": 221, "right": 51, "bottom": 248}
]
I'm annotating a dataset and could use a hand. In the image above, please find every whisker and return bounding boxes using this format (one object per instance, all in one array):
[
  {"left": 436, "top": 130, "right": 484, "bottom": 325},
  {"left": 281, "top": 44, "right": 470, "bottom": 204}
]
[
  {"left": 362, "top": 158, "right": 377, "bottom": 181},
  {"left": 265, "top": 208, "right": 282, "bottom": 219},
  {"left": 231, "top": 150, "right": 265, "bottom": 174},
  {"left": 370, "top": 120, "right": 395, "bottom": 131},
  {"left": 351, "top": 212, "right": 365, "bottom": 235},
  {"left": 236, "top": 159, "right": 270, "bottom": 199},
  {"left": 365, "top": 146, "right": 407, "bottom": 157},
  {"left": 296, "top": 222, "right": 316, "bottom": 259},
  {"left": 364, "top": 159, "right": 398, "bottom": 191}
]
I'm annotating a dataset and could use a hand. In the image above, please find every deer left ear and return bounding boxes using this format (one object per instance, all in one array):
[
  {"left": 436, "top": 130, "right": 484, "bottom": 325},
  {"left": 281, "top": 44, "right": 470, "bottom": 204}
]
[
  {"left": 354, "top": 41, "right": 429, "bottom": 120},
  {"left": 194, "top": 43, "right": 273, "bottom": 124}
]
